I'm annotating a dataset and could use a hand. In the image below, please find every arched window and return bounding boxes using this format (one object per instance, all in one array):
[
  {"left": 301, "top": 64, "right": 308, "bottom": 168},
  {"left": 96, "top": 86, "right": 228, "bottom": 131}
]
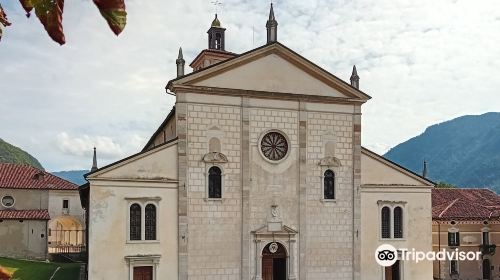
[
  {"left": 394, "top": 206, "right": 403, "bottom": 238},
  {"left": 145, "top": 204, "right": 157, "bottom": 240},
  {"left": 215, "top": 33, "right": 221, "bottom": 49},
  {"left": 208, "top": 166, "right": 222, "bottom": 198},
  {"left": 381, "top": 206, "right": 391, "bottom": 238},
  {"left": 130, "top": 203, "right": 141, "bottom": 241},
  {"left": 324, "top": 170, "right": 335, "bottom": 199}
]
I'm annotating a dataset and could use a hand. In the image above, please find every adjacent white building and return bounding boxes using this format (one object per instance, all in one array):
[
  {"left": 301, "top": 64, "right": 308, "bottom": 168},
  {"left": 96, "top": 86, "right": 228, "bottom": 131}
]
[{"left": 82, "top": 6, "right": 434, "bottom": 280}]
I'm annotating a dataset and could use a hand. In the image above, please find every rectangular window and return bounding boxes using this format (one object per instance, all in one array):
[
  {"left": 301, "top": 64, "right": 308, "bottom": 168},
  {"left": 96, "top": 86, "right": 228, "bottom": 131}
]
[
  {"left": 63, "top": 200, "right": 69, "bottom": 209},
  {"left": 483, "top": 231, "right": 490, "bottom": 245},
  {"left": 448, "top": 232, "right": 460, "bottom": 247},
  {"left": 450, "top": 260, "right": 458, "bottom": 275}
]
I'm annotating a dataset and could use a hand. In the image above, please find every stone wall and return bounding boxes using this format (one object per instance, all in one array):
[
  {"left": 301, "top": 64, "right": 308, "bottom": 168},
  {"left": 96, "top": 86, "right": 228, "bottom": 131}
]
[
  {"left": 304, "top": 111, "right": 356, "bottom": 280},
  {"left": 181, "top": 93, "right": 360, "bottom": 280},
  {"left": 185, "top": 103, "right": 242, "bottom": 280}
]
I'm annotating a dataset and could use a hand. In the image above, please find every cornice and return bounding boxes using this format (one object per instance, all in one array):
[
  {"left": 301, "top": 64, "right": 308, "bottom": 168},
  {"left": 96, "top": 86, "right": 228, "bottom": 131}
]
[{"left": 171, "top": 85, "right": 366, "bottom": 105}]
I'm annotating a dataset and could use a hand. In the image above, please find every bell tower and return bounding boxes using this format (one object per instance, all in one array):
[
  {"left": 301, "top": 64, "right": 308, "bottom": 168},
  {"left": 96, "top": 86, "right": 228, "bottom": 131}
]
[
  {"left": 208, "top": 14, "right": 225, "bottom": 51},
  {"left": 190, "top": 14, "right": 237, "bottom": 71}
]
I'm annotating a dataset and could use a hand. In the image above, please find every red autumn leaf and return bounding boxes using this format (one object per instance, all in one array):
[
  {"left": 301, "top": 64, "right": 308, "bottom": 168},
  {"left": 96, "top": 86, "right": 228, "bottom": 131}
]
[
  {"left": 0, "top": 265, "right": 12, "bottom": 278},
  {"left": 32, "top": 0, "right": 65, "bottom": 45},
  {"left": 0, "top": 3, "right": 11, "bottom": 27},
  {"left": 93, "top": 0, "right": 127, "bottom": 35},
  {"left": 0, "top": 3, "right": 11, "bottom": 42}
]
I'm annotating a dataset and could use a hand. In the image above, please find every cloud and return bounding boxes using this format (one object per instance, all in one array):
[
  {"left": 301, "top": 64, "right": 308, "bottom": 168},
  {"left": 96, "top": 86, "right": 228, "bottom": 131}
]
[
  {"left": 1, "top": 0, "right": 499, "bottom": 171},
  {"left": 56, "top": 132, "right": 125, "bottom": 159}
]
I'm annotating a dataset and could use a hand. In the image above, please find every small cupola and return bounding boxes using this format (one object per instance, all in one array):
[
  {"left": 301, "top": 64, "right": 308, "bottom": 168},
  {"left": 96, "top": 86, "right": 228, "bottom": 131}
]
[
  {"left": 208, "top": 14, "right": 225, "bottom": 51},
  {"left": 190, "top": 14, "right": 237, "bottom": 71}
]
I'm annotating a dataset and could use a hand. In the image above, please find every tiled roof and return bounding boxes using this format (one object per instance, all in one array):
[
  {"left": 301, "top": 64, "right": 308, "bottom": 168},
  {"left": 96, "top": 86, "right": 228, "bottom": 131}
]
[
  {"left": 0, "top": 163, "right": 78, "bottom": 190},
  {"left": 0, "top": 209, "right": 50, "bottom": 220},
  {"left": 432, "top": 188, "right": 500, "bottom": 221}
]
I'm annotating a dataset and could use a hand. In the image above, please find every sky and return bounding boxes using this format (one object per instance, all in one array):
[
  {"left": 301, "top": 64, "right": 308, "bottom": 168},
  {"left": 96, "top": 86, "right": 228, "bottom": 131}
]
[{"left": 0, "top": 0, "right": 499, "bottom": 171}]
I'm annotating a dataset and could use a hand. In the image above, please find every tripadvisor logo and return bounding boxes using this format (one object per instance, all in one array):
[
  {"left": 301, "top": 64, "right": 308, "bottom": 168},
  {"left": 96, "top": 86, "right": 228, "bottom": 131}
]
[
  {"left": 375, "top": 244, "right": 398, "bottom": 267},
  {"left": 375, "top": 244, "right": 482, "bottom": 267}
]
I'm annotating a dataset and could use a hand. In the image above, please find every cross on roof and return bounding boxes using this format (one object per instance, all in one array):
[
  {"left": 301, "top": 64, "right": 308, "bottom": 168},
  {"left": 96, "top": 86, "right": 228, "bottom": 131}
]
[{"left": 211, "top": 0, "right": 223, "bottom": 14}]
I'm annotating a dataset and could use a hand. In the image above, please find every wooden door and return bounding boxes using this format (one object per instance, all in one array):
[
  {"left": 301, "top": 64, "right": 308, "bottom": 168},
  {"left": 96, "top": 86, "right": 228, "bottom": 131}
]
[
  {"left": 262, "top": 258, "right": 273, "bottom": 280},
  {"left": 385, "top": 266, "right": 392, "bottom": 280},
  {"left": 385, "top": 261, "right": 400, "bottom": 280},
  {"left": 273, "top": 258, "right": 286, "bottom": 280},
  {"left": 134, "top": 266, "right": 153, "bottom": 280}
]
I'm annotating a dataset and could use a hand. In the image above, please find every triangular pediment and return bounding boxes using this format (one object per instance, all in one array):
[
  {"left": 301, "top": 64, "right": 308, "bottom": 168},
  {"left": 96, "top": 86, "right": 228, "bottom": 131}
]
[
  {"left": 87, "top": 140, "right": 178, "bottom": 182},
  {"left": 253, "top": 224, "right": 298, "bottom": 235},
  {"left": 168, "top": 43, "right": 370, "bottom": 102},
  {"left": 361, "top": 147, "right": 434, "bottom": 187}
]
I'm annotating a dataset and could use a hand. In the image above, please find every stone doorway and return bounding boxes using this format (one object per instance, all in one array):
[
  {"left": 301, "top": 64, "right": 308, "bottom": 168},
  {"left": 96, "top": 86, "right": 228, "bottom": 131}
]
[{"left": 262, "top": 242, "right": 287, "bottom": 280}]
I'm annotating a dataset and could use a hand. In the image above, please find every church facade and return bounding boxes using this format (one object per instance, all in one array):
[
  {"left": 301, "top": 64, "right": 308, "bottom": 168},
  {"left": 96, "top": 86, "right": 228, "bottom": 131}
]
[{"left": 83, "top": 5, "right": 434, "bottom": 280}]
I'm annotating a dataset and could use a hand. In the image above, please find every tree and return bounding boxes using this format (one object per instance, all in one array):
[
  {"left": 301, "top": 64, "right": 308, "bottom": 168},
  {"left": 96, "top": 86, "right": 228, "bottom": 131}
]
[
  {"left": 0, "top": 0, "right": 127, "bottom": 45},
  {"left": 435, "top": 182, "right": 456, "bottom": 189}
]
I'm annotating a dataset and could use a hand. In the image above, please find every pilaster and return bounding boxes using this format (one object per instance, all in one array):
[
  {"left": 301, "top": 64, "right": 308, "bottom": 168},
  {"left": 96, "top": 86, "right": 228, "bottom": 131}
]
[
  {"left": 241, "top": 97, "right": 251, "bottom": 280},
  {"left": 298, "top": 101, "right": 308, "bottom": 280},
  {"left": 352, "top": 105, "right": 362, "bottom": 280},
  {"left": 176, "top": 101, "right": 188, "bottom": 280}
]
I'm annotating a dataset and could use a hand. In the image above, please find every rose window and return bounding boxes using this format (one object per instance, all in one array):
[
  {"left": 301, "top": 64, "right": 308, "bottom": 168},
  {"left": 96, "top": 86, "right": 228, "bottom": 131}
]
[{"left": 260, "top": 131, "right": 288, "bottom": 161}]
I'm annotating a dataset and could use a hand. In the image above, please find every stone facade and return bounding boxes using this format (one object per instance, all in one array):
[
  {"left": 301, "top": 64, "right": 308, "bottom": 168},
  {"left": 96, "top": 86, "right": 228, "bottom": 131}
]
[
  {"left": 85, "top": 34, "right": 433, "bottom": 280},
  {"left": 173, "top": 77, "right": 364, "bottom": 280},
  {"left": 185, "top": 103, "right": 242, "bottom": 279}
]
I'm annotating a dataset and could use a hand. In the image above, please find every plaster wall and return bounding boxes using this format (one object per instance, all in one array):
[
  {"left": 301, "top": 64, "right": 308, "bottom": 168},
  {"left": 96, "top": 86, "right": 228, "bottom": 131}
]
[
  {"left": 0, "top": 189, "right": 48, "bottom": 210},
  {"left": 88, "top": 182, "right": 178, "bottom": 280},
  {"left": 0, "top": 219, "right": 47, "bottom": 259}
]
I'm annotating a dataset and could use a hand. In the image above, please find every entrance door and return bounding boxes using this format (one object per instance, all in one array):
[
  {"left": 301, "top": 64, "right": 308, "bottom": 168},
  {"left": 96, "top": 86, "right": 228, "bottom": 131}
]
[
  {"left": 262, "top": 242, "right": 287, "bottom": 280},
  {"left": 133, "top": 266, "right": 153, "bottom": 280},
  {"left": 385, "top": 261, "right": 400, "bottom": 280}
]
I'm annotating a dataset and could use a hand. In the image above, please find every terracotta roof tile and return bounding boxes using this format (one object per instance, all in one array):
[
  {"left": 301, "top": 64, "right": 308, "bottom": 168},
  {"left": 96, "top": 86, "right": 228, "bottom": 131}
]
[
  {"left": 0, "top": 209, "right": 50, "bottom": 220},
  {"left": 0, "top": 163, "right": 78, "bottom": 190},
  {"left": 432, "top": 188, "right": 500, "bottom": 221}
]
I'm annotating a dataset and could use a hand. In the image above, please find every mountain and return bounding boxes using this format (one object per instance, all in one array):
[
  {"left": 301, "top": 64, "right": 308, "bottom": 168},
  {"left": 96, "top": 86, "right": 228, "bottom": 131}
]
[
  {"left": 0, "top": 138, "right": 44, "bottom": 170},
  {"left": 384, "top": 112, "right": 500, "bottom": 193},
  {"left": 51, "top": 170, "right": 88, "bottom": 186}
]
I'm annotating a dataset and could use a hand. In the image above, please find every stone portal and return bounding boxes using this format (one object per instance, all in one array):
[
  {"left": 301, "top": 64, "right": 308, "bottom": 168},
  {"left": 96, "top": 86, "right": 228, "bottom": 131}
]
[{"left": 262, "top": 242, "right": 287, "bottom": 280}]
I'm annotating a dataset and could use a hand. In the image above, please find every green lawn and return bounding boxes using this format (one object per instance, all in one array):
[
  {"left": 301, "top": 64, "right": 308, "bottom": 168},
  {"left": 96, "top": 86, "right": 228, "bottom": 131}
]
[{"left": 0, "top": 258, "right": 81, "bottom": 280}]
